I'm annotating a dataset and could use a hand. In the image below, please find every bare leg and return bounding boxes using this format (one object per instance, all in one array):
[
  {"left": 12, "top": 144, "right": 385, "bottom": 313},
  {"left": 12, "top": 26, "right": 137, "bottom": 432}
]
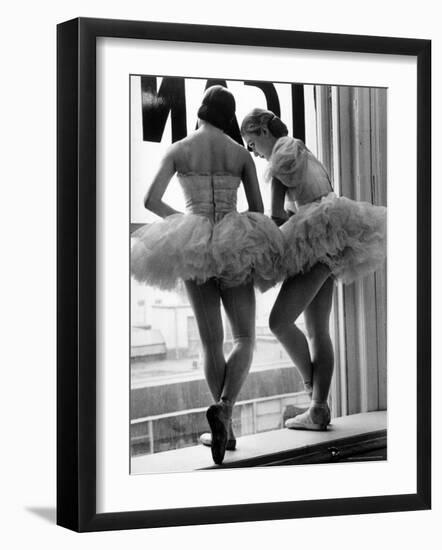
[
  {"left": 184, "top": 279, "right": 226, "bottom": 402},
  {"left": 185, "top": 279, "right": 255, "bottom": 461},
  {"left": 204, "top": 281, "right": 256, "bottom": 462},
  {"left": 304, "top": 277, "right": 334, "bottom": 404},
  {"left": 269, "top": 263, "right": 331, "bottom": 390},
  {"left": 219, "top": 281, "right": 256, "bottom": 406}
]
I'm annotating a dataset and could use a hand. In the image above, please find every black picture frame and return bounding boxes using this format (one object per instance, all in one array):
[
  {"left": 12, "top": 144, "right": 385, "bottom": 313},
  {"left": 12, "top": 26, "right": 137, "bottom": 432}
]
[{"left": 57, "top": 17, "right": 431, "bottom": 532}]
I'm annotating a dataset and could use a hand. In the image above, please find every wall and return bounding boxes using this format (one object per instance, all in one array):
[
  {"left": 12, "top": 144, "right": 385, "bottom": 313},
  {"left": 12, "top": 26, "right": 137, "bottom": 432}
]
[
  {"left": 131, "top": 365, "right": 304, "bottom": 418},
  {"left": 1, "top": 1, "right": 440, "bottom": 549},
  {"left": 151, "top": 304, "right": 193, "bottom": 352}
]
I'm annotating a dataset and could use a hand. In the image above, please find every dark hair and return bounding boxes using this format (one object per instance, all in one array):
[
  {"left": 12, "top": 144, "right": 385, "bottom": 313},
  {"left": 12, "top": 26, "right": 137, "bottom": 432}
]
[
  {"left": 241, "top": 108, "right": 288, "bottom": 138},
  {"left": 197, "top": 85, "right": 236, "bottom": 132}
]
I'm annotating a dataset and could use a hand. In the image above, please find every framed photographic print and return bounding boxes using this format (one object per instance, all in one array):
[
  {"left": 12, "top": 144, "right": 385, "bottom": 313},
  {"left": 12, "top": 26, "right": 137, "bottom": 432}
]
[{"left": 57, "top": 17, "right": 431, "bottom": 532}]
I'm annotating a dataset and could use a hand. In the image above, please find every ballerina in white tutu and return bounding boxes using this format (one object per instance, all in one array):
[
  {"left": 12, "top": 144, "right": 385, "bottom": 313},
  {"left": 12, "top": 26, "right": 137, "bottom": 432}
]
[
  {"left": 131, "top": 87, "right": 284, "bottom": 463},
  {"left": 241, "top": 108, "right": 386, "bottom": 431}
]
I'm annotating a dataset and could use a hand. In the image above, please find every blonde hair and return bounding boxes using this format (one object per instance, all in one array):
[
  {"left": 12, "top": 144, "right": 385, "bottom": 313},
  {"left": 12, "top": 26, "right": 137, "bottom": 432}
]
[{"left": 240, "top": 108, "right": 288, "bottom": 138}]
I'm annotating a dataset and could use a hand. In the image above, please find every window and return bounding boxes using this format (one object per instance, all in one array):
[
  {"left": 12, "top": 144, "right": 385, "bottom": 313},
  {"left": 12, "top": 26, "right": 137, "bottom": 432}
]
[
  {"left": 130, "top": 277, "right": 311, "bottom": 457},
  {"left": 130, "top": 77, "right": 387, "bottom": 469}
]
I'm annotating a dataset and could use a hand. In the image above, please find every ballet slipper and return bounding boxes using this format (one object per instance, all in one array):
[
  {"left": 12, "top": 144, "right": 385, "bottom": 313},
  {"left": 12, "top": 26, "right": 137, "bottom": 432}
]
[
  {"left": 199, "top": 432, "right": 237, "bottom": 451},
  {"left": 303, "top": 380, "right": 313, "bottom": 397},
  {"left": 206, "top": 403, "right": 230, "bottom": 464},
  {"left": 200, "top": 417, "right": 236, "bottom": 450},
  {"left": 285, "top": 403, "right": 331, "bottom": 431}
]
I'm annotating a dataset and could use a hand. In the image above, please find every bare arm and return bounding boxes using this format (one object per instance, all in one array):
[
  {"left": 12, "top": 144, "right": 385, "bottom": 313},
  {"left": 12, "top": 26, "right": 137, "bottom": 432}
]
[
  {"left": 144, "top": 145, "right": 182, "bottom": 218},
  {"left": 270, "top": 177, "right": 289, "bottom": 226},
  {"left": 241, "top": 151, "right": 264, "bottom": 213}
]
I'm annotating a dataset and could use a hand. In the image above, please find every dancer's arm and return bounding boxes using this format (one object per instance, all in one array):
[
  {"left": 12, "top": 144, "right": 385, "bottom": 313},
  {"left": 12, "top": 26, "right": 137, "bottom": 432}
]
[
  {"left": 144, "top": 145, "right": 182, "bottom": 218},
  {"left": 241, "top": 151, "right": 264, "bottom": 213},
  {"left": 270, "top": 177, "right": 289, "bottom": 226}
]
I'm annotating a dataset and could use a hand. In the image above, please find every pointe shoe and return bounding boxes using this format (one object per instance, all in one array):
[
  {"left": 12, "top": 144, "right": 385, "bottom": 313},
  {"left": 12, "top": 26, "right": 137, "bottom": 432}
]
[
  {"left": 206, "top": 404, "right": 230, "bottom": 464},
  {"left": 285, "top": 403, "right": 331, "bottom": 431},
  {"left": 199, "top": 432, "right": 237, "bottom": 451}
]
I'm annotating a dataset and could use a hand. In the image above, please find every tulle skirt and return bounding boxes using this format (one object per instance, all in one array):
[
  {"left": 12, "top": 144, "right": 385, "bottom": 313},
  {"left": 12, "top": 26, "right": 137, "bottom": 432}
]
[
  {"left": 280, "top": 193, "right": 387, "bottom": 284},
  {"left": 131, "top": 211, "right": 285, "bottom": 291}
]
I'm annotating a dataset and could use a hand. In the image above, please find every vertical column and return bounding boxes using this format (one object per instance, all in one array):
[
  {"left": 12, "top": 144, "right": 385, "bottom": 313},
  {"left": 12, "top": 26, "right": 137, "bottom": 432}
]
[
  {"left": 291, "top": 84, "right": 305, "bottom": 141},
  {"left": 316, "top": 85, "right": 346, "bottom": 418},
  {"left": 370, "top": 89, "right": 388, "bottom": 410}
]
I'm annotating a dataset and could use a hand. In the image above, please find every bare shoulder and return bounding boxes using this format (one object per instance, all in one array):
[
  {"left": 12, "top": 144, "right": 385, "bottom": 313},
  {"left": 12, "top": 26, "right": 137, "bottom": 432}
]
[
  {"left": 164, "top": 138, "right": 188, "bottom": 161},
  {"left": 224, "top": 137, "right": 248, "bottom": 160},
  {"left": 236, "top": 144, "right": 254, "bottom": 167},
  {"left": 222, "top": 133, "right": 243, "bottom": 150}
]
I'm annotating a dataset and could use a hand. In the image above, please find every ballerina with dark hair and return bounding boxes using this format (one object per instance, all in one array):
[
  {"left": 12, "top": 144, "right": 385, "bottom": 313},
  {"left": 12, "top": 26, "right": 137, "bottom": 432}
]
[
  {"left": 241, "top": 108, "right": 386, "bottom": 431},
  {"left": 131, "top": 88, "right": 284, "bottom": 464}
]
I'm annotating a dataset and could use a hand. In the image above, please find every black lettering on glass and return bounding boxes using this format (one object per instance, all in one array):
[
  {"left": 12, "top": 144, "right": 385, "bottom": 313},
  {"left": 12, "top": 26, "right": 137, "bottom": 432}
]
[
  {"left": 244, "top": 81, "right": 281, "bottom": 117},
  {"left": 141, "top": 76, "right": 187, "bottom": 143},
  {"left": 291, "top": 84, "right": 305, "bottom": 141}
]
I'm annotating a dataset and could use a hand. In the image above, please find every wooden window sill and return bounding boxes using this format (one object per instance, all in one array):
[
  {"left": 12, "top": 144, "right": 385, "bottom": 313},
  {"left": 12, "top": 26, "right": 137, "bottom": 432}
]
[{"left": 131, "top": 410, "right": 386, "bottom": 474}]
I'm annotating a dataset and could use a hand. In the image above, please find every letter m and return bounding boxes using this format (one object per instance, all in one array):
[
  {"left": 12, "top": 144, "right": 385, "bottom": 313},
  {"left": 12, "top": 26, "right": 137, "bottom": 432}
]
[{"left": 141, "top": 76, "right": 187, "bottom": 143}]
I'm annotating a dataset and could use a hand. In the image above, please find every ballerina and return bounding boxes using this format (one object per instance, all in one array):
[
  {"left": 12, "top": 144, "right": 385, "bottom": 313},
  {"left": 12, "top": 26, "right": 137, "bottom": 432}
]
[
  {"left": 131, "top": 88, "right": 284, "bottom": 463},
  {"left": 241, "top": 108, "right": 386, "bottom": 430}
]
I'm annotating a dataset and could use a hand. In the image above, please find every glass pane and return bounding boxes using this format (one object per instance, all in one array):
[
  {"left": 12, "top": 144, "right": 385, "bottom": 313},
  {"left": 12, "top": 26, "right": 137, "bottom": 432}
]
[{"left": 131, "top": 277, "right": 311, "bottom": 456}]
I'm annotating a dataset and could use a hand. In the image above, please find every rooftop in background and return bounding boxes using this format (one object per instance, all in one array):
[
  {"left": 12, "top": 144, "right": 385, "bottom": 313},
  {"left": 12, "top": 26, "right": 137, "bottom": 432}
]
[{"left": 131, "top": 354, "right": 291, "bottom": 389}]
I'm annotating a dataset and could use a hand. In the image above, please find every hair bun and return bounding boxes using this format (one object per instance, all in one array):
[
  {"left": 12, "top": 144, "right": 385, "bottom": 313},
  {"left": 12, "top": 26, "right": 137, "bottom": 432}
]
[
  {"left": 197, "top": 85, "right": 236, "bottom": 131},
  {"left": 268, "top": 115, "right": 289, "bottom": 138}
]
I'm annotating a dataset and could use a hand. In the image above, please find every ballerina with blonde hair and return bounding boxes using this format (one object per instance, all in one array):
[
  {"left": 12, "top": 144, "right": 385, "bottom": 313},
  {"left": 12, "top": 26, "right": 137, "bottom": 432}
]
[{"left": 241, "top": 108, "right": 386, "bottom": 430}]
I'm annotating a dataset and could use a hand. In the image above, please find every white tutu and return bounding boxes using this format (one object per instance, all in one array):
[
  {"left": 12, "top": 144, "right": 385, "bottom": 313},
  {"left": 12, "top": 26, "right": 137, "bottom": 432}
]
[
  {"left": 131, "top": 211, "right": 285, "bottom": 291},
  {"left": 280, "top": 193, "right": 387, "bottom": 284}
]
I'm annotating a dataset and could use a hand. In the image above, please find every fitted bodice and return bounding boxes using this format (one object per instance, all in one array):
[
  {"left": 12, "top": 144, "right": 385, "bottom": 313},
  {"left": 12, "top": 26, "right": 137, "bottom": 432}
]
[
  {"left": 268, "top": 137, "right": 333, "bottom": 208},
  {"left": 177, "top": 173, "right": 241, "bottom": 222}
]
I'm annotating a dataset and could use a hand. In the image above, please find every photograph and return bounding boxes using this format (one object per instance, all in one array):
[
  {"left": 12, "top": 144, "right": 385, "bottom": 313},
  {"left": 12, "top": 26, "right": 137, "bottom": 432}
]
[
  {"left": 129, "top": 75, "right": 388, "bottom": 473},
  {"left": 55, "top": 15, "right": 431, "bottom": 532},
  {"left": 0, "top": 0, "right": 438, "bottom": 547}
]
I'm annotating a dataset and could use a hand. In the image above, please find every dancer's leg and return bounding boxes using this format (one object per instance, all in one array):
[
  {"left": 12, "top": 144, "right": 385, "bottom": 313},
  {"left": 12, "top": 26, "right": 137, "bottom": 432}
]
[
  {"left": 269, "top": 263, "right": 331, "bottom": 389},
  {"left": 185, "top": 279, "right": 238, "bottom": 455},
  {"left": 204, "top": 280, "right": 255, "bottom": 461},
  {"left": 219, "top": 281, "right": 256, "bottom": 406},
  {"left": 304, "top": 277, "right": 334, "bottom": 404},
  {"left": 184, "top": 279, "right": 225, "bottom": 402}
]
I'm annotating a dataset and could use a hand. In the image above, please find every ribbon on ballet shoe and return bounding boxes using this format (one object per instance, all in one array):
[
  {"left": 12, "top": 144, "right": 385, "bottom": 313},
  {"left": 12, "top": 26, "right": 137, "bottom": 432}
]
[{"left": 303, "top": 380, "right": 313, "bottom": 396}]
